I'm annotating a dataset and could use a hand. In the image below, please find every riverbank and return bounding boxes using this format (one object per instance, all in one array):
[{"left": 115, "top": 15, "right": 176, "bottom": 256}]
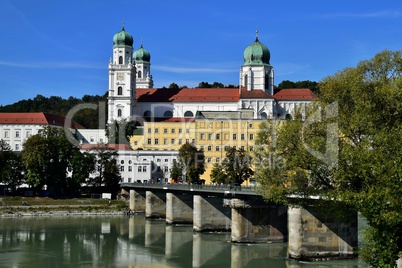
[{"left": 0, "top": 196, "right": 128, "bottom": 217}]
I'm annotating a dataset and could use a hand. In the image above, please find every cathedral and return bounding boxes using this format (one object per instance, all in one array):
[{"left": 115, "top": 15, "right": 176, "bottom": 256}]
[
  {"left": 103, "top": 26, "right": 316, "bottom": 183},
  {"left": 107, "top": 27, "right": 315, "bottom": 124}
]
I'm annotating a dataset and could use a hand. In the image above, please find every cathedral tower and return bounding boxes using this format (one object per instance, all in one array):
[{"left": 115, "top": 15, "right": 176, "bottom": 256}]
[
  {"left": 108, "top": 26, "right": 136, "bottom": 123},
  {"left": 240, "top": 31, "right": 274, "bottom": 95},
  {"left": 133, "top": 43, "right": 154, "bottom": 88}
]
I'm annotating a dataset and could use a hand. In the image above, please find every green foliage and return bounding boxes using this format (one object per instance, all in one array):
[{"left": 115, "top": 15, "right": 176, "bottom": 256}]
[
  {"left": 0, "top": 93, "right": 107, "bottom": 128},
  {"left": 70, "top": 151, "right": 95, "bottom": 189},
  {"left": 22, "top": 126, "right": 80, "bottom": 195},
  {"left": 170, "top": 160, "right": 181, "bottom": 182},
  {"left": 255, "top": 50, "right": 402, "bottom": 267},
  {"left": 168, "top": 83, "right": 180, "bottom": 89},
  {"left": 0, "top": 140, "right": 25, "bottom": 191},
  {"left": 178, "top": 143, "right": 205, "bottom": 183},
  {"left": 90, "top": 146, "right": 121, "bottom": 192},
  {"left": 103, "top": 157, "right": 121, "bottom": 194},
  {"left": 210, "top": 147, "right": 253, "bottom": 184},
  {"left": 106, "top": 119, "right": 138, "bottom": 144},
  {"left": 277, "top": 80, "right": 319, "bottom": 95},
  {"left": 210, "top": 163, "right": 226, "bottom": 184},
  {"left": 196, "top": 82, "right": 236, "bottom": 88},
  {"left": 21, "top": 126, "right": 97, "bottom": 196}
]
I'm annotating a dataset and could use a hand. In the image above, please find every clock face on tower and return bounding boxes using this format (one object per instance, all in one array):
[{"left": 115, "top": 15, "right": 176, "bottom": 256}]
[{"left": 117, "top": 73, "right": 124, "bottom": 81}]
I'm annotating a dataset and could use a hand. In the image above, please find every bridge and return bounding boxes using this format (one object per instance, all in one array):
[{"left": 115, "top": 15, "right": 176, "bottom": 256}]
[{"left": 120, "top": 182, "right": 358, "bottom": 261}]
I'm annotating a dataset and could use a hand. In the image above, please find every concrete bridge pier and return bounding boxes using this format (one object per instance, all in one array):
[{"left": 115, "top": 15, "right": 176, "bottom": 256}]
[
  {"left": 287, "top": 206, "right": 358, "bottom": 261},
  {"left": 166, "top": 192, "right": 193, "bottom": 224},
  {"left": 193, "top": 195, "right": 231, "bottom": 232},
  {"left": 128, "top": 216, "right": 146, "bottom": 241},
  {"left": 129, "top": 189, "right": 146, "bottom": 212},
  {"left": 228, "top": 198, "right": 288, "bottom": 243},
  {"left": 145, "top": 190, "right": 166, "bottom": 218}
]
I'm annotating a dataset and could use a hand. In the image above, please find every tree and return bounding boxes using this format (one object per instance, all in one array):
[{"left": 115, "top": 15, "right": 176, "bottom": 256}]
[
  {"left": 197, "top": 82, "right": 212, "bottom": 88},
  {"left": 22, "top": 126, "right": 91, "bottom": 196},
  {"left": 177, "top": 143, "right": 205, "bottom": 183},
  {"left": 0, "top": 140, "right": 12, "bottom": 182},
  {"left": 210, "top": 147, "right": 253, "bottom": 184},
  {"left": 255, "top": 50, "right": 402, "bottom": 267},
  {"left": 196, "top": 81, "right": 226, "bottom": 88},
  {"left": 106, "top": 119, "right": 137, "bottom": 144},
  {"left": 0, "top": 140, "right": 25, "bottom": 192},
  {"left": 103, "top": 156, "right": 121, "bottom": 195},
  {"left": 90, "top": 146, "right": 121, "bottom": 192},
  {"left": 211, "top": 82, "right": 224, "bottom": 88},
  {"left": 170, "top": 160, "right": 181, "bottom": 183},
  {"left": 210, "top": 163, "right": 226, "bottom": 184},
  {"left": 70, "top": 151, "right": 95, "bottom": 194},
  {"left": 168, "top": 83, "right": 179, "bottom": 89},
  {"left": 277, "top": 80, "right": 319, "bottom": 95}
]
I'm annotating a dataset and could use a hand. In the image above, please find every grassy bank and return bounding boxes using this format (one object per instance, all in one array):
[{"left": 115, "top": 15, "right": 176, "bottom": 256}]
[{"left": 0, "top": 196, "right": 128, "bottom": 216}]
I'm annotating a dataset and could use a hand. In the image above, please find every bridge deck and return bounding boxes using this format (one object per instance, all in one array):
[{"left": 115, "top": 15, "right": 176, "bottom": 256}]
[{"left": 120, "top": 182, "right": 259, "bottom": 196}]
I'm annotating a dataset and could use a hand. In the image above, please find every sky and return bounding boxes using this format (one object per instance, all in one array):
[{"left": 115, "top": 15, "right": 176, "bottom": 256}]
[{"left": 0, "top": 0, "right": 401, "bottom": 106}]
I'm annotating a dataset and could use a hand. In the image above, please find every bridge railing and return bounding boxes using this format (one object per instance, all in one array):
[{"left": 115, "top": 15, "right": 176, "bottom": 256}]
[{"left": 121, "top": 182, "right": 256, "bottom": 193}]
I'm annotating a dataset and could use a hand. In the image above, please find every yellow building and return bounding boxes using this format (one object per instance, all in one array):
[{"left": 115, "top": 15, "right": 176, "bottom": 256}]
[
  {"left": 130, "top": 117, "right": 196, "bottom": 151},
  {"left": 130, "top": 112, "right": 262, "bottom": 184},
  {"left": 195, "top": 118, "right": 261, "bottom": 183}
]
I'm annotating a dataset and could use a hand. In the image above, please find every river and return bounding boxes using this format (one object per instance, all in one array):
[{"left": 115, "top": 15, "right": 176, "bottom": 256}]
[{"left": 0, "top": 214, "right": 364, "bottom": 267}]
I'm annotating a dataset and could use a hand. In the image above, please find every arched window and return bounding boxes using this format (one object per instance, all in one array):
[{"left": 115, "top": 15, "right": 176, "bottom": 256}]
[
  {"left": 164, "top": 111, "right": 173, "bottom": 118},
  {"left": 118, "top": 86, "right": 123, "bottom": 95},
  {"left": 244, "top": 74, "right": 248, "bottom": 87},
  {"left": 184, "top": 111, "right": 194, "bottom": 117},
  {"left": 138, "top": 71, "right": 142, "bottom": 79},
  {"left": 119, "top": 56, "right": 123, "bottom": 64},
  {"left": 118, "top": 109, "right": 122, "bottom": 117},
  {"left": 261, "top": 112, "right": 267, "bottom": 119},
  {"left": 143, "top": 111, "right": 152, "bottom": 117},
  {"left": 265, "top": 74, "right": 269, "bottom": 90}
]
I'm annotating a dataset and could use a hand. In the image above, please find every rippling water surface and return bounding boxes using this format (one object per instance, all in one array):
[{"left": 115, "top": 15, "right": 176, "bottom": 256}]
[{"left": 0, "top": 215, "right": 364, "bottom": 267}]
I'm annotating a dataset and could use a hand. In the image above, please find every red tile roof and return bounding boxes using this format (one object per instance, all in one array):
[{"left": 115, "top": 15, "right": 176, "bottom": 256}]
[
  {"left": 80, "top": 144, "right": 132, "bottom": 151},
  {"left": 137, "top": 88, "right": 240, "bottom": 102},
  {"left": 0, "top": 112, "right": 84, "bottom": 129},
  {"left": 136, "top": 87, "right": 279, "bottom": 102},
  {"left": 240, "top": 87, "right": 274, "bottom": 99},
  {"left": 143, "top": 117, "right": 195, "bottom": 123},
  {"left": 274, "top": 88, "right": 317, "bottom": 101}
]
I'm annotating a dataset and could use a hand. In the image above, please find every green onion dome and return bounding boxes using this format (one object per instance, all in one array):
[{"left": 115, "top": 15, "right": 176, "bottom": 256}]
[
  {"left": 113, "top": 27, "right": 133, "bottom": 47},
  {"left": 243, "top": 34, "right": 270, "bottom": 66},
  {"left": 133, "top": 45, "right": 151, "bottom": 63}
]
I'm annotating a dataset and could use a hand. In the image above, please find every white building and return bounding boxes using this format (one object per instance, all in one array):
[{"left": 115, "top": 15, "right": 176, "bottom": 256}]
[
  {"left": 80, "top": 144, "right": 177, "bottom": 184},
  {"left": 0, "top": 112, "right": 83, "bottom": 152}
]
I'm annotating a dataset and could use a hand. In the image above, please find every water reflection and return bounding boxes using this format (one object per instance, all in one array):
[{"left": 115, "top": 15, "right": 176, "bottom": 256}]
[{"left": 0, "top": 215, "right": 362, "bottom": 267}]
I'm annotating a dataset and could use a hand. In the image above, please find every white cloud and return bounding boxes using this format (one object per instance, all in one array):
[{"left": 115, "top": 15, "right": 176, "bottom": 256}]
[
  {"left": 153, "top": 65, "right": 237, "bottom": 73},
  {"left": 0, "top": 61, "right": 104, "bottom": 69},
  {"left": 319, "top": 11, "right": 401, "bottom": 19}
]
